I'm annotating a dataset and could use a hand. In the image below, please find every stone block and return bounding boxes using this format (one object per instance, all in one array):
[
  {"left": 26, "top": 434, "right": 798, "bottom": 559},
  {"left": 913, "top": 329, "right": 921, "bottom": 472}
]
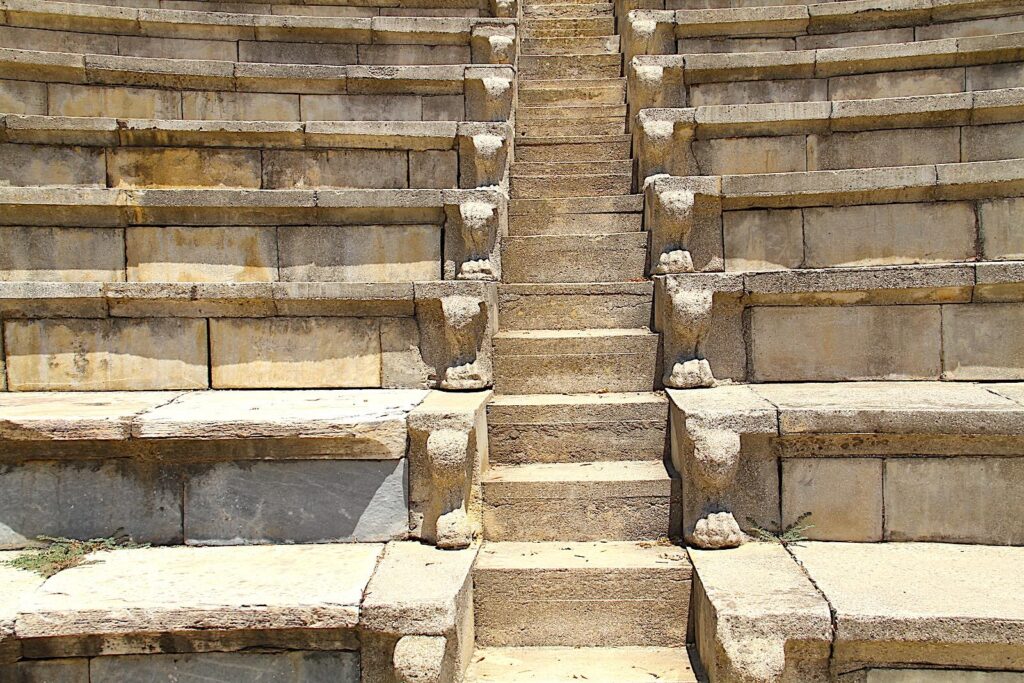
[
  {"left": 808, "top": 128, "right": 960, "bottom": 170},
  {"left": 410, "top": 150, "right": 458, "bottom": 188},
  {"left": 694, "top": 135, "right": 806, "bottom": 175},
  {"left": 723, "top": 209, "right": 803, "bottom": 271},
  {"left": 749, "top": 305, "right": 942, "bottom": 382},
  {"left": 89, "top": 652, "right": 360, "bottom": 683},
  {"left": 423, "top": 94, "right": 466, "bottom": 121},
  {"left": 782, "top": 458, "right": 883, "bottom": 542},
  {"left": 689, "top": 78, "right": 827, "bottom": 107},
  {"left": 48, "top": 83, "right": 182, "bottom": 119},
  {"left": 803, "top": 202, "right": 977, "bottom": 267},
  {"left": 277, "top": 224, "right": 441, "bottom": 283},
  {"left": 828, "top": 67, "right": 964, "bottom": 101},
  {"left": 0, "top": 227, "right": 125, "bottom": 282},
  {"left": 184, "top": 459, "right": 408, "bottom": 544},
  {"left": 126, "top": 226, "right": 279, "bottom": 282},
  {"left": 885, "top": 456, "right": 1024, "bottom": 545},
  {"left": 942, "top": 302, "right": 1024, "bottom": 379},
  {"left": 108, "top": 147, "right": 262, "bottom": 188},
  {"left": 0, "top": 459, "right": 184, "bottom": 546},
  {"left": 967, "top": 63, "right": 1024, "bottom": 92},
  {"left": 0, "top": 143, "right": 105, "bottom": 187},
  {"left": 358, "top": 44, "right": 469, "bottom": 66},
  {"left": 0, "top": 79, "right": 47, "bottom": 114},
  {"left": 0, "top": 391, "right": 180, "bottom": 442},
  {"left": 380, "top": 318, "right": 432, "bottom": 389},
  {"left": 241, "top": 41, "right": 359, "bottom": 66},
  {"left": 119, "top": 35, "right": 237, "bottom": 61},
  {"left": 182, "top": 91, "right": 300, "bottom": 121},
  {"left": 209, "top": 317, "right": 382, "bottom": 388},
  {"left": 980, "top": 197, "right": 1024, "bottom": 260},
  {"left": 262, "top": 149, "right": 408, "bottom": 189},
  {"left": 2, "top": 659, "right": 89, "bottom": 682},
  {"left": 963, "top": 121, "right": 1024, "bottom": 162},
  {"left": 4, "top": 318, "right": 209, "bottom": 391},
  {"left": 301, "top": 94, "right": 423, "bottom": 121}
]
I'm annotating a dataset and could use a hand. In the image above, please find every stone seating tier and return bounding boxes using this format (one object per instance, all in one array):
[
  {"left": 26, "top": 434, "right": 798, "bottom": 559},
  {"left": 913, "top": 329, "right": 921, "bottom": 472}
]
[{"left": 54, "top": 0, "right": 515, "bottom": 18}]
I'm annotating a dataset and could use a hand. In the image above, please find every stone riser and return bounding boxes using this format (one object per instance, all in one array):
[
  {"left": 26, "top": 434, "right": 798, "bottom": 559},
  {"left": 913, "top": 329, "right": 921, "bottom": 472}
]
[
  {"left": 509, "top": 173, "right": 632, "bottom": 198},
  {"left": 481, "top": 496, "right": 673, "bottom": 542},
  {"left": 498, "top": 284, "right": 653, "bottom": 330},
  {"left": 522, "top": 4, "right": 614, "bottom": 18},
  {"left": 516, "top": 118, "right": 627, "bottom": 137},
  {"left": 521, "top": 18, "right": 616, "bottom": 37},
  {"left": 515, "top": 138, "right": 632, "bottom": 162},
  {"left": 494, "top": 353, "right": 658, "bottom": 394},
  {"left": 512, "top": 158, "right": 632, "bottom": 176},
  {"left": 521, "top": 35, "right": 620, "bottom": 55},
  {"left": 508, "top": 211, "right": 642, "bottom": 235},
  {"left": 519, "top": 54, "right": 621, "bottom": 79},
  {"left": 519, "top": 79, "right": 626, "bottom": 106},
  {"left": 518, "top": 103, "right": 626, "bottom": 121},
  {"left": 466, "top": 647, "right": 700, "bottom": 682},
  {"left": 501, "top": 233, "right": 648, "bottom": 283}
]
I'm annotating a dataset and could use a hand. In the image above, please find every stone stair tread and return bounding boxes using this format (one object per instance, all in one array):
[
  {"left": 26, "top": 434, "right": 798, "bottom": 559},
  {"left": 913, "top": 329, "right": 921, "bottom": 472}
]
[
  {"left": 498, "top": 282, "right": 652, "bottom": 295},
  {"left": 495, "top": 327, "right": 654, "bottom": 340},
  {"left": 518, "top": 104, "right": 627, "bottom": 119},
  {"left": 511, "top": 194, "right": 643, "bottom": 214},
  {"left": 466, "top": 647, "right": 699, "bottom": 682},
  {"left": 521, "top": 77, "right": 625, "bottom": 88},
  {"left": 512, "top": 160, "right": 632, "bottom": 176},
  {"left": 490, "top": 391, "right": 664, "bottom": 410},
  {"left": 482, "top": 459, "right": 670, "bottom": 484},
  {"left": 476, "top": 540, "right": 689, "bottom": 570},
  {"left": 517, "top": 134, "right": 631, "bottom": 144}
]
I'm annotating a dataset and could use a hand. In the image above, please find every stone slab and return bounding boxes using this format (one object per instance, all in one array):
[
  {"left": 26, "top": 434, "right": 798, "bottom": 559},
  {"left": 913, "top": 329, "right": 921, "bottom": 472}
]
[
  {"left": 0, "top": 392, "right": 180, "bottom": 441},
  {"left": 184, "top": 459, "right": 408, "bottom": 544},
  {"left": 782, "top": 458, "right": 883, "bottom": 542},
  {"left": 0, "top": 551, "right": 45, "bottom": 657},
  {"left": 88, "top": 652, "right": 361, "bottom": 683},
  {"left": 465, "top": 647, "right": 698, "bottom": 683},
  {"left": 16, "top": 543, "right": 383, "bottom": 638}
]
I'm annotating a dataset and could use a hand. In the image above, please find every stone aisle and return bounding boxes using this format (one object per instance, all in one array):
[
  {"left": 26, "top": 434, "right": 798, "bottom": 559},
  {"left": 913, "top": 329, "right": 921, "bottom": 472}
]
[{"left": 466, "top": 0, "right": 699, "bottom": 679}]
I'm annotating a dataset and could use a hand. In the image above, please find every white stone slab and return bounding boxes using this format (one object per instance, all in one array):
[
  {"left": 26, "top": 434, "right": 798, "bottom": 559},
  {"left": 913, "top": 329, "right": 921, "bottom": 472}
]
[{"left": 0, "top": 392, "right": 181, "bottom": 441}]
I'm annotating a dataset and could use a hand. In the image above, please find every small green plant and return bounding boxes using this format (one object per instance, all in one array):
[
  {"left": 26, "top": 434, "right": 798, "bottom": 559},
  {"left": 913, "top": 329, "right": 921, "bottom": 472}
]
[
  {"left": 3, "top": 532, "right": 146, "bottom": 578},
  {"left": 747, "top": 512, "right": 814, "bottom": 547}
]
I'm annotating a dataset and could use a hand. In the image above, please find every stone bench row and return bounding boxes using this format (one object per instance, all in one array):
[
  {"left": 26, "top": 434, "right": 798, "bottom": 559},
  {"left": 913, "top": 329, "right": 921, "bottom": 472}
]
[
  {"left": 2, "top": 542, "right": 478, "bottom": 682},
  {"left": 0, "top": 117, "right": 509, "bottom": 189},
  {"left": 654, "top": 261, "right": 1024, "bottom": 388},
  {"left": 0, "top": 0, "right": 515, "bottom": 65},
  {"left": 623, "top": 0, "right": 1023, "bottom": 59},
  {"left": 635, "top": 89, "right": 1024, "bottom": 178},
  {"left": 628, "top": 32, "right": 1024, "bottom": 108},
  {"left": 669, "top": 382, "right": 1024, "bottom": 548},
  {"left": 644, "top": 159, "right": 1024, "bottom": 273},
  {"left": 0, "top": 280, "right": 496, "bottom": 392},
  {"left": 59, "top": 0, "right": 514, "bottom": 18},
  {"left": 0, "top": 388, "right": 488, "bottom": 549},
  {"left": 0, "top": 49, "right": 514, "bottom": 121}
]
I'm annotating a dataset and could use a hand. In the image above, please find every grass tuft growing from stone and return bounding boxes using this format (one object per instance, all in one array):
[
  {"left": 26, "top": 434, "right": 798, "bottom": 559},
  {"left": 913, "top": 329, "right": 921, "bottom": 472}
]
[
  {"left": 747, "top": 512, "right": 814, "bottom": 547},
  {"left": 3, "top": 532, "right": 147, "bottom": 578}
]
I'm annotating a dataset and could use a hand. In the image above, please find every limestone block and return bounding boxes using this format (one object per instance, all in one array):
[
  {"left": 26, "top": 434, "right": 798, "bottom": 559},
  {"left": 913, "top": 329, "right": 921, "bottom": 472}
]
[
  {"left": 4, "top": 318, "right": 208, "bottom": 391},
  {"left": 0, "top": 226, "right": 125, "bottom": 282},
  {"left": 622, "top": 10, "right": 675, "bottom": 62},
  {"left": 209, "top": 317, "right": 382, "bottom": 388},
  {"left": 90, "top": 652, "right": 360, "bottom": 683},
  {"left": 302, "top": 94, "right": 423, "bottom": 122},
  {"left": 392, "top": 635, "right": 448, "bottom": 683},
  {"left": 723, "top": 209, "right": 803, "bottom": 271},
  {"left": 0, "top": 391, "right": 180, "bottom": 441},
  {"left": 0, "top": 143, "right": 105, "bottom": 187},
  {"left": 126, "top": 226, "right": 279, "bottom": 282},
  {"left": 359, "top": 45, "right": 471, "bottom": 67},
  {"left": 407, "top": 389, "right": 490, "bottom": 547},
  {"left": 410, "top": 150, "right": 457, "bottom": 189},
  {"left": 120, "top": 35, "right": 238, "bottom": 61},
  {"left": 182, "top": 91, "right": 300, "bottom": 121},
  {"left": 828, "top": 67, "right": 964, "bottom": 102},
  {"left": 981, "top": 197, "right": 1024, "bottom": 260},
  {"left": 885, "top": 457, "right": 1024, "bottom": 545},
  {"left": 749, "top": 305, "right": 943, "bottom": 381},
  {"left": 627, "top": 57, "right": 686, "bottom": 113},
  {"left": 278, "top": 225, "right": 442, "bottom": 283},
  {"left": 16, "top": 544, "right": 382, "bottom": 638},
  {"left": 464, "top": 66, "right": 514, "bottom": 122},
  {"left": 381, "top": 318, "right": 433, "bottom": 389},
  {"left": 942, "top": 302, "right": 1024, "bottom": 379},
  {"left": 48, "top": 83, "right": 182, "bottom": 119},
  {"left": 0, "top": 281, "right": 107, "bottom": 319},
  {"left": 808, "top": 128, "right": 960, "bottom": 170},
  {"left": 442, "top": 189, "right": 505, "bottom": 281},
  {"left": 644, "top": 174, "right": 724, "bottom": 274},
  {"left": 1, "top": 659, "right": 89, "bottom": 681},
  {"left": 414, "top": 281, "right": 496, "bottom": 390},
  {"left": 963, "top": 121, "right": 1024, "bottom": 163},
  {"left": 690, "top": 78, "right": 827, "bottom": 107},
  {"left": 470, "top": 24, "right": 515, "bottom": 65},
  {"left": 456, "top": 122, "right": 509, "bottom": 188},
  {"left": 262, "top": 149, "right": 408, "bottom": 189},
  {"left": 975, "top": 261, "right": 1024, "bottom": 303},
  {"left": 185, "top": 459, "right": 408, "bottom": 544},
  {"left": 0, "top": 460, "right": 184, "bottom": 547},
  {"left": 967, "top": 63, "right": 1024, "bottom": 93},
  {"left": 241, "top": 41, "right": 358, "bottom": 66},
  {"left": 850, "top": 671, "right": 1024, "bottom": 682},
  {"left": 0, "top": 79, "right": 46, "bottom": 114},
  {"left": 633, "top": 108, "right": 697, "bottom": 180},
  {"left": 697, "top": 135, "right": 807, "bottom": 175},
  {"left": 108, "top": 147, "right": 262, "bottom": 188},
  {"left": 782, "top": 458, "right": 883, "bottom": 542},
  {"left": 802, "top": 202, "right": 977, "bottom": 267},
  {"left": 422, "top": 95, "right": 465, "bottom": 121}
]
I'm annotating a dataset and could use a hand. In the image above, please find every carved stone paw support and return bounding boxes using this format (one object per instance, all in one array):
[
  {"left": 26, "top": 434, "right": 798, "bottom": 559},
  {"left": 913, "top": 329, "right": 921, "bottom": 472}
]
[
  {"left": 415, "top": 281, "right": 496, "bottom": 391},
  {"left": 408, "top": 390, "right": 491, "bottom": 548},
  {"left": 634, "top": 109, "right": 697, "bottom": 181},
  {"left": 457, "top": 122, "right": 510, "bottom": 189},
  {"left": 660, "top": 278, "right": 716, "bottom": 388},
  {"left": 471, "top": 24, "right": 516, "bottom": 65},
  {"left": 394, "top": 636, "right": 449, "bottom": 683},
  {"left": 684, "top": 419, "right": 746, "bottom": 549},
  {"left": 644, "top": 174, "right": 724, "bottom": 274},
  {"left": 443, "top": 189, "right": 506, "bottom": 281},
  {"left": 691, "top": 511, "right": 745, "bottom": 549},
  {"left": 466, "top": 66, "right": 515, "bottom": 122},
  {"left": 488, "top": 0, "right": 517, "bottom": 18}
]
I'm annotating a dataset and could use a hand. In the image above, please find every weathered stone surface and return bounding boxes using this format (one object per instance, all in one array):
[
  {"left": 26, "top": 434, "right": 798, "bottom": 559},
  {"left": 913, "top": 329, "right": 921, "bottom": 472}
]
[
  {"left": 126, "top": 226, "right": 279, "bottom": 282},
  {"left": 942, "top": 302, "right": 1024, "bottom": 379},
  {"left": 465, "top": 646, "right": 699, "bottom": 683},
  {"left": 0, "top": 551, "right": 45, "bottom": 659},
  {"left": 0, "top": 392, "right": 179, "bottom": 441},
  {"left": 0, "top": 226, "right": 124, "bottom": 283},
  {"left": 981, "top": 197, "right": 1024, "bottom": 260},
  {"left": 89, "top": 652, "right": 360, "bottom": 683},
  {"left": 723, "top": 209, "right": 803, "bottom": 271},
  {"left": 1, "top": 658, "right": 89, "bottom": 681},
  {"left": 16, "top": 544, "right": 382, "bottom": 638},
  {"left": 184, "top": 459, "right": 408, "bottom": 544},
  {"left": 783, "top": 458, "right": 883, "bottom": 542}
]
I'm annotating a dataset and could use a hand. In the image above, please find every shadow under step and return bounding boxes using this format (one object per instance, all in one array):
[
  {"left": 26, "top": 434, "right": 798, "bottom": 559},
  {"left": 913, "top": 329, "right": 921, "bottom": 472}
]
[
  {"left": 481, "top": 460, "right": 674, "bottom": 541},
  {"left": 487, "top": 390, "right": 666, "bottom": 464},
  {"left": 474, "top": 541, "right": 691, "bottom": 647},
  {"left": 501, "top": 232, "right": 647, "bottom": 283},
  {"left": 493, "top": 328, "right": 658, "bottom": 393},
  {"left": 466, "top": 647, "right": 700, "bottom": 683}
]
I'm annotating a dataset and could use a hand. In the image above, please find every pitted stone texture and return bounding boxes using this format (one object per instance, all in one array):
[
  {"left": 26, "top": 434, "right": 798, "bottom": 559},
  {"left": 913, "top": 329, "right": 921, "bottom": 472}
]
[
  {"left": 0, "top": 392, "right": 179, "bottom": 441},
  {"left": 184, "top": 459, "right": 408, "bottom": 545},
  {"left": 0, "top": 552, "right": 45, "bottom": 661},
  {"left": 15, "top": 544, "right": 382, "bottom": 639},
  {"left": 466, "top": 647, "right": 698, "bottom": 682},
  {"left": 89, "top": 652, "right": 361, "bottom": 682}
]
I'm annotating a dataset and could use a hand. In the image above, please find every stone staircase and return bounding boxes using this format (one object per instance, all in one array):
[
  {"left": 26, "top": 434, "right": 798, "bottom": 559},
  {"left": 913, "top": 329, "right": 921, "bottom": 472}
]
[{"left": 467, "top": 0, "right": 698, "bottom": 679}]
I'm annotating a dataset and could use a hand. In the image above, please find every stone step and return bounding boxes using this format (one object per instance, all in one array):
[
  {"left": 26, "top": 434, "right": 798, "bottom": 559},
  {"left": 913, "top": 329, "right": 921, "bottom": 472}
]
[
  {"left": 466, "top": 647, "right": 699, "bottom": 683},
  {"left": 498, "top": 281, "right": 652, "bottom": 331},
  {"left": 474, "top": 541, "right": 691, "bottom": 647},
  {"left": 512, "top": 159, "right": 633, "bottom": 177},
  {"left": 487, "top": 391, "right": 666, "bottom": 464},
  {"left": 517, "top": 103, "right": 627, "bottom": 121},
  {"left": 510, "top": 173, "right": 633, "bottom": 199},
  {"left": 510, "top": 193, "right": 643, "bottom": 215},
  {"left": 520, "top": 17, "right": 616, "bottom": 37},
  {"left": 509, "top": 211, "right": 643, "bottom": 236},
  {"left": 519, "top": 78, "right": 626, "bottom": 106},
  {"left": 519, "top": 53, "right": 621, "bottom": 79},
  {"left": 493, "top": 328, "right": 659, "bottom": 393},
  {"left": 516, "top": 118, "right": 627, "bottom": 137},
  {"left": 523, "top": 3, "right": 614, "bottom": 18},
  {"left": 521, "top": 36, "right": 621, "bottom": 56},
  {"left": 525, "top": 0, "right": 614, "bottom": 5},
  {"left": 515, "top": 134, "right": 632, "bottom": 161},
  {"left": 501, "top": 232, "right": 647, "bottom": 283},
  {"left": 481, "top": 460, "right": 674, "bottom": 541}
]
